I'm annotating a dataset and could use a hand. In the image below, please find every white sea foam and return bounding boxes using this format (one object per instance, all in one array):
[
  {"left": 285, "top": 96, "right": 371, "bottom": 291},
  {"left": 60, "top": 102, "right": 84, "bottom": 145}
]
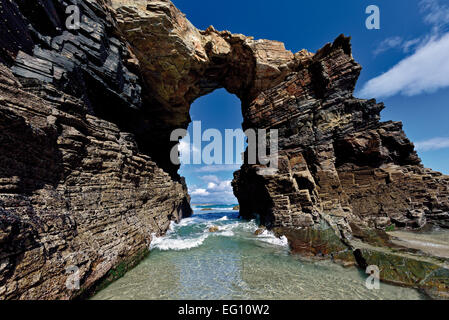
[
  {"left": 150, "top": 212, "right": 289, "bottom": 252},
  {"left": 167, "top": 221, "right": 176, "bottom": 232},
  {"left": 256, "top": 230, "right": 289, "bottom": 247},
  {"left": 212, "top": 207, "right": 235, "bottom": 211},
  {"left": 151, "top": 234, "right": 209, "bottom": 251},
  {"left": 218, "top": 230, "right": 235, "bottom": 237},
  {"left": 193, "top": 207, "right": 236, "bottom": 212},
  {"left": 177, "top": 217, "right": 200, "bottom": 227},
  {"left": 240, "top": 220, "right": 259, "bottom": 232}
]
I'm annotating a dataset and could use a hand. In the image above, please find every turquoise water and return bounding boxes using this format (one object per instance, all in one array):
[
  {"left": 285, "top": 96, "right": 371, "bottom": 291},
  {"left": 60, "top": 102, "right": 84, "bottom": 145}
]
[{"left": 92, "top": 208, "right": 425, "bottom": 300}]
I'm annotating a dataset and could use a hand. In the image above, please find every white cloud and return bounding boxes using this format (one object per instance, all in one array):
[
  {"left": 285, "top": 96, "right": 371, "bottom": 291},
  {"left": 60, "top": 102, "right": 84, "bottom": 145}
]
[
  {"left": 190, "top": 191, "right": 236, "bottom": 204},
  {"left": 402, "top": 38, "right": 422, "bottom": 53},
  {"left": 362, "top": 0, "right": 449, "bottom": 98},
  {"left": 207, "top": 182, "right": 217, "bottom": 189},
  {"left": 190, "top": 188, "right": 210, "bottom": 196},
  {"left": 421, "top": 0, "right": 449, "bottom": 31},
  {"left": 178, "top": 140, "right": 190, "bottom": 154},
  {"left": 189, "top": 177, "right": 235, "bottom": 204},
  {"left": 200, "top": 175, "right": 220, "bottom": 183},
  {"left": 178, "top": 138, "right": 201, "bottom": 165},
  {"left": 415, "top": 137, "right": 449, "bottom": 151},
  {"left": 193, "top": 164, "right": 241, "bottom": 173},
  {"left": 207, "top": 180, "right": 232, "bottom": 192},
  {"left": 359, "top": 32, "right": 449, "bottom": 98},
  {"left": 374, "top": 36, "right": 403, "bottom": 55},
  {"left": 374, "top": 36, "right": 424, "bottom": 56}
]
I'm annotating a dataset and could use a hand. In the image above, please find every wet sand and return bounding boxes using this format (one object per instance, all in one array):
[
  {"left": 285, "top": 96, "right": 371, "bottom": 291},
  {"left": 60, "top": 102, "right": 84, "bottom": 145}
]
[{"left": 388, "top": 229, "right": 449, "bottom": 259}]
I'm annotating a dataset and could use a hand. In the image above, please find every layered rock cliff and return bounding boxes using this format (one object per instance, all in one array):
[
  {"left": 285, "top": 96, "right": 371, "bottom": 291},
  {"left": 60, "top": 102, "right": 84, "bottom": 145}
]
[
  {"left": 1, "top": 0, "right": 449, "bottom": 299},
  {"left": 0, "top": 0, "right": 191, "bottom": 299}
]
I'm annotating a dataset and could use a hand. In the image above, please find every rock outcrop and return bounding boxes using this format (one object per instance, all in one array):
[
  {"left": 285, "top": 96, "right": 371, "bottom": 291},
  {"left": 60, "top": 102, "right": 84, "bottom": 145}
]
[
  {"left": 111, "top": 0, "right": 449, "bottom": 297},
  {"left": 1, "top": 0, "right": 448, "bottom": 299},
  {"left": 0, "top": 0, "right": 191, "bottom": 299},
  {"left": 109, "top": 0, "right": 449, "bottom": 232}
]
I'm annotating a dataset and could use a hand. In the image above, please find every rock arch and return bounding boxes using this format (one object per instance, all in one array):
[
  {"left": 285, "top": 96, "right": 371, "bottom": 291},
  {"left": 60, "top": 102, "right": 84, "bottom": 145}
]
[
  {"left": 113, "top": 0, "right": 449, "bottom": 233},
  {"left": 0, "top": 0, "right": 448, "bottom": 299}
]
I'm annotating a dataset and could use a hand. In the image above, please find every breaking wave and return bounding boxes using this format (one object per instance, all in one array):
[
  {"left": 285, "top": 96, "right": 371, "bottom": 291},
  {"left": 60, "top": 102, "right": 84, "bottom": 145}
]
[
  {"left": 151, "top": 234, "right": 208, "bottom": 251},
  {"left": 150, "top": 208, "right": 289, "bottom": 252}
]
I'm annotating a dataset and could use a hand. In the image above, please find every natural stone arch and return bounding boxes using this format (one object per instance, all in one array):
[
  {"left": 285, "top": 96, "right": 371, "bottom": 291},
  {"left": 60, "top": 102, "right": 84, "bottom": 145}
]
[
  {"left": 112, "top": 0, "right": 309, "bottom": 174},
  {"left": 0, "top": 0, "right": 448, "bottom": 299},
  {"left": 112, "top": 0, "right": 449, "bottom": 234}
]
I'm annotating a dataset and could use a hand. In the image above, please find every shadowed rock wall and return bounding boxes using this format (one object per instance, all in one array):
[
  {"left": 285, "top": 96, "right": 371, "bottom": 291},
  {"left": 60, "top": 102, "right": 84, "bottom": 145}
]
[{"left": 0, "top": 0, "right": 190, "bottom": 299}]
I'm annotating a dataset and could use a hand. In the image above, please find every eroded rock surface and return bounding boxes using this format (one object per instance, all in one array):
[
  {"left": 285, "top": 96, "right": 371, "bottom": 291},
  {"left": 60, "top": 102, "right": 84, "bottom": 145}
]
[
  {"left": 108, "top": 0, "right": 449, "bottom": 233},
  {"left": 109, "top": 0, "right": 449, "bottom": 296},
  {"left": 0, "top": 0, "right": 190, "bottom": 300}
]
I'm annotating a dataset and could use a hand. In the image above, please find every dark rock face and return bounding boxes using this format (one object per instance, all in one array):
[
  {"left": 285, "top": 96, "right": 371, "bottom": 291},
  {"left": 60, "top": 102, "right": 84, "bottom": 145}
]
[
  {"left": 0, "top": 0, "right": 191, "bottom": 299},
  {"left": 1, "top": 0, "right": 448, "bottom": 299}
]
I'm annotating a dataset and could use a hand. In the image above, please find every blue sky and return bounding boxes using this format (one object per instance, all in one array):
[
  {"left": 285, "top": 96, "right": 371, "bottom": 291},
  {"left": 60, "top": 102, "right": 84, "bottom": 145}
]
[{"left": 174, "top": 0, "right": 449, "bottom": 204}]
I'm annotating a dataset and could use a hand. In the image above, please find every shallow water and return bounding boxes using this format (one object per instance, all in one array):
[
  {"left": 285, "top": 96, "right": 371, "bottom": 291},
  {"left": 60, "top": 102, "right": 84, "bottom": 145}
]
[{"left": 92, "top": 209, "right": 425, "bottom": 300}]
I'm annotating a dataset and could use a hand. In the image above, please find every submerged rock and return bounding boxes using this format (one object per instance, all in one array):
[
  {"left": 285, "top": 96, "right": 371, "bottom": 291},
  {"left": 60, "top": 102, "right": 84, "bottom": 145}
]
[
  {"left": 353, "top": 241, "right": 449, "bottom": 299},
  {"left": 274, "top": 223, "right": 356, "bottom": 267},
  {"left": 0, "top": 0, "right": 192, "bottom": 300}
]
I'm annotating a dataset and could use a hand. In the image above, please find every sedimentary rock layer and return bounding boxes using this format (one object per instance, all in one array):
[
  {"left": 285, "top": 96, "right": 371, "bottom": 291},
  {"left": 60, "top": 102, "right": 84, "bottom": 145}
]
[
  {"left": 110, "top": 0, "right": 449, "bottom": 296},
  {"left": 0, "top": 0, "right": 190, "bottom": 299},
  {"left": 1, "top": 0, "right": 449, "bottom": 299},
  {"left": 108, "top": 0, "right": 449, "bottom": 231}
]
